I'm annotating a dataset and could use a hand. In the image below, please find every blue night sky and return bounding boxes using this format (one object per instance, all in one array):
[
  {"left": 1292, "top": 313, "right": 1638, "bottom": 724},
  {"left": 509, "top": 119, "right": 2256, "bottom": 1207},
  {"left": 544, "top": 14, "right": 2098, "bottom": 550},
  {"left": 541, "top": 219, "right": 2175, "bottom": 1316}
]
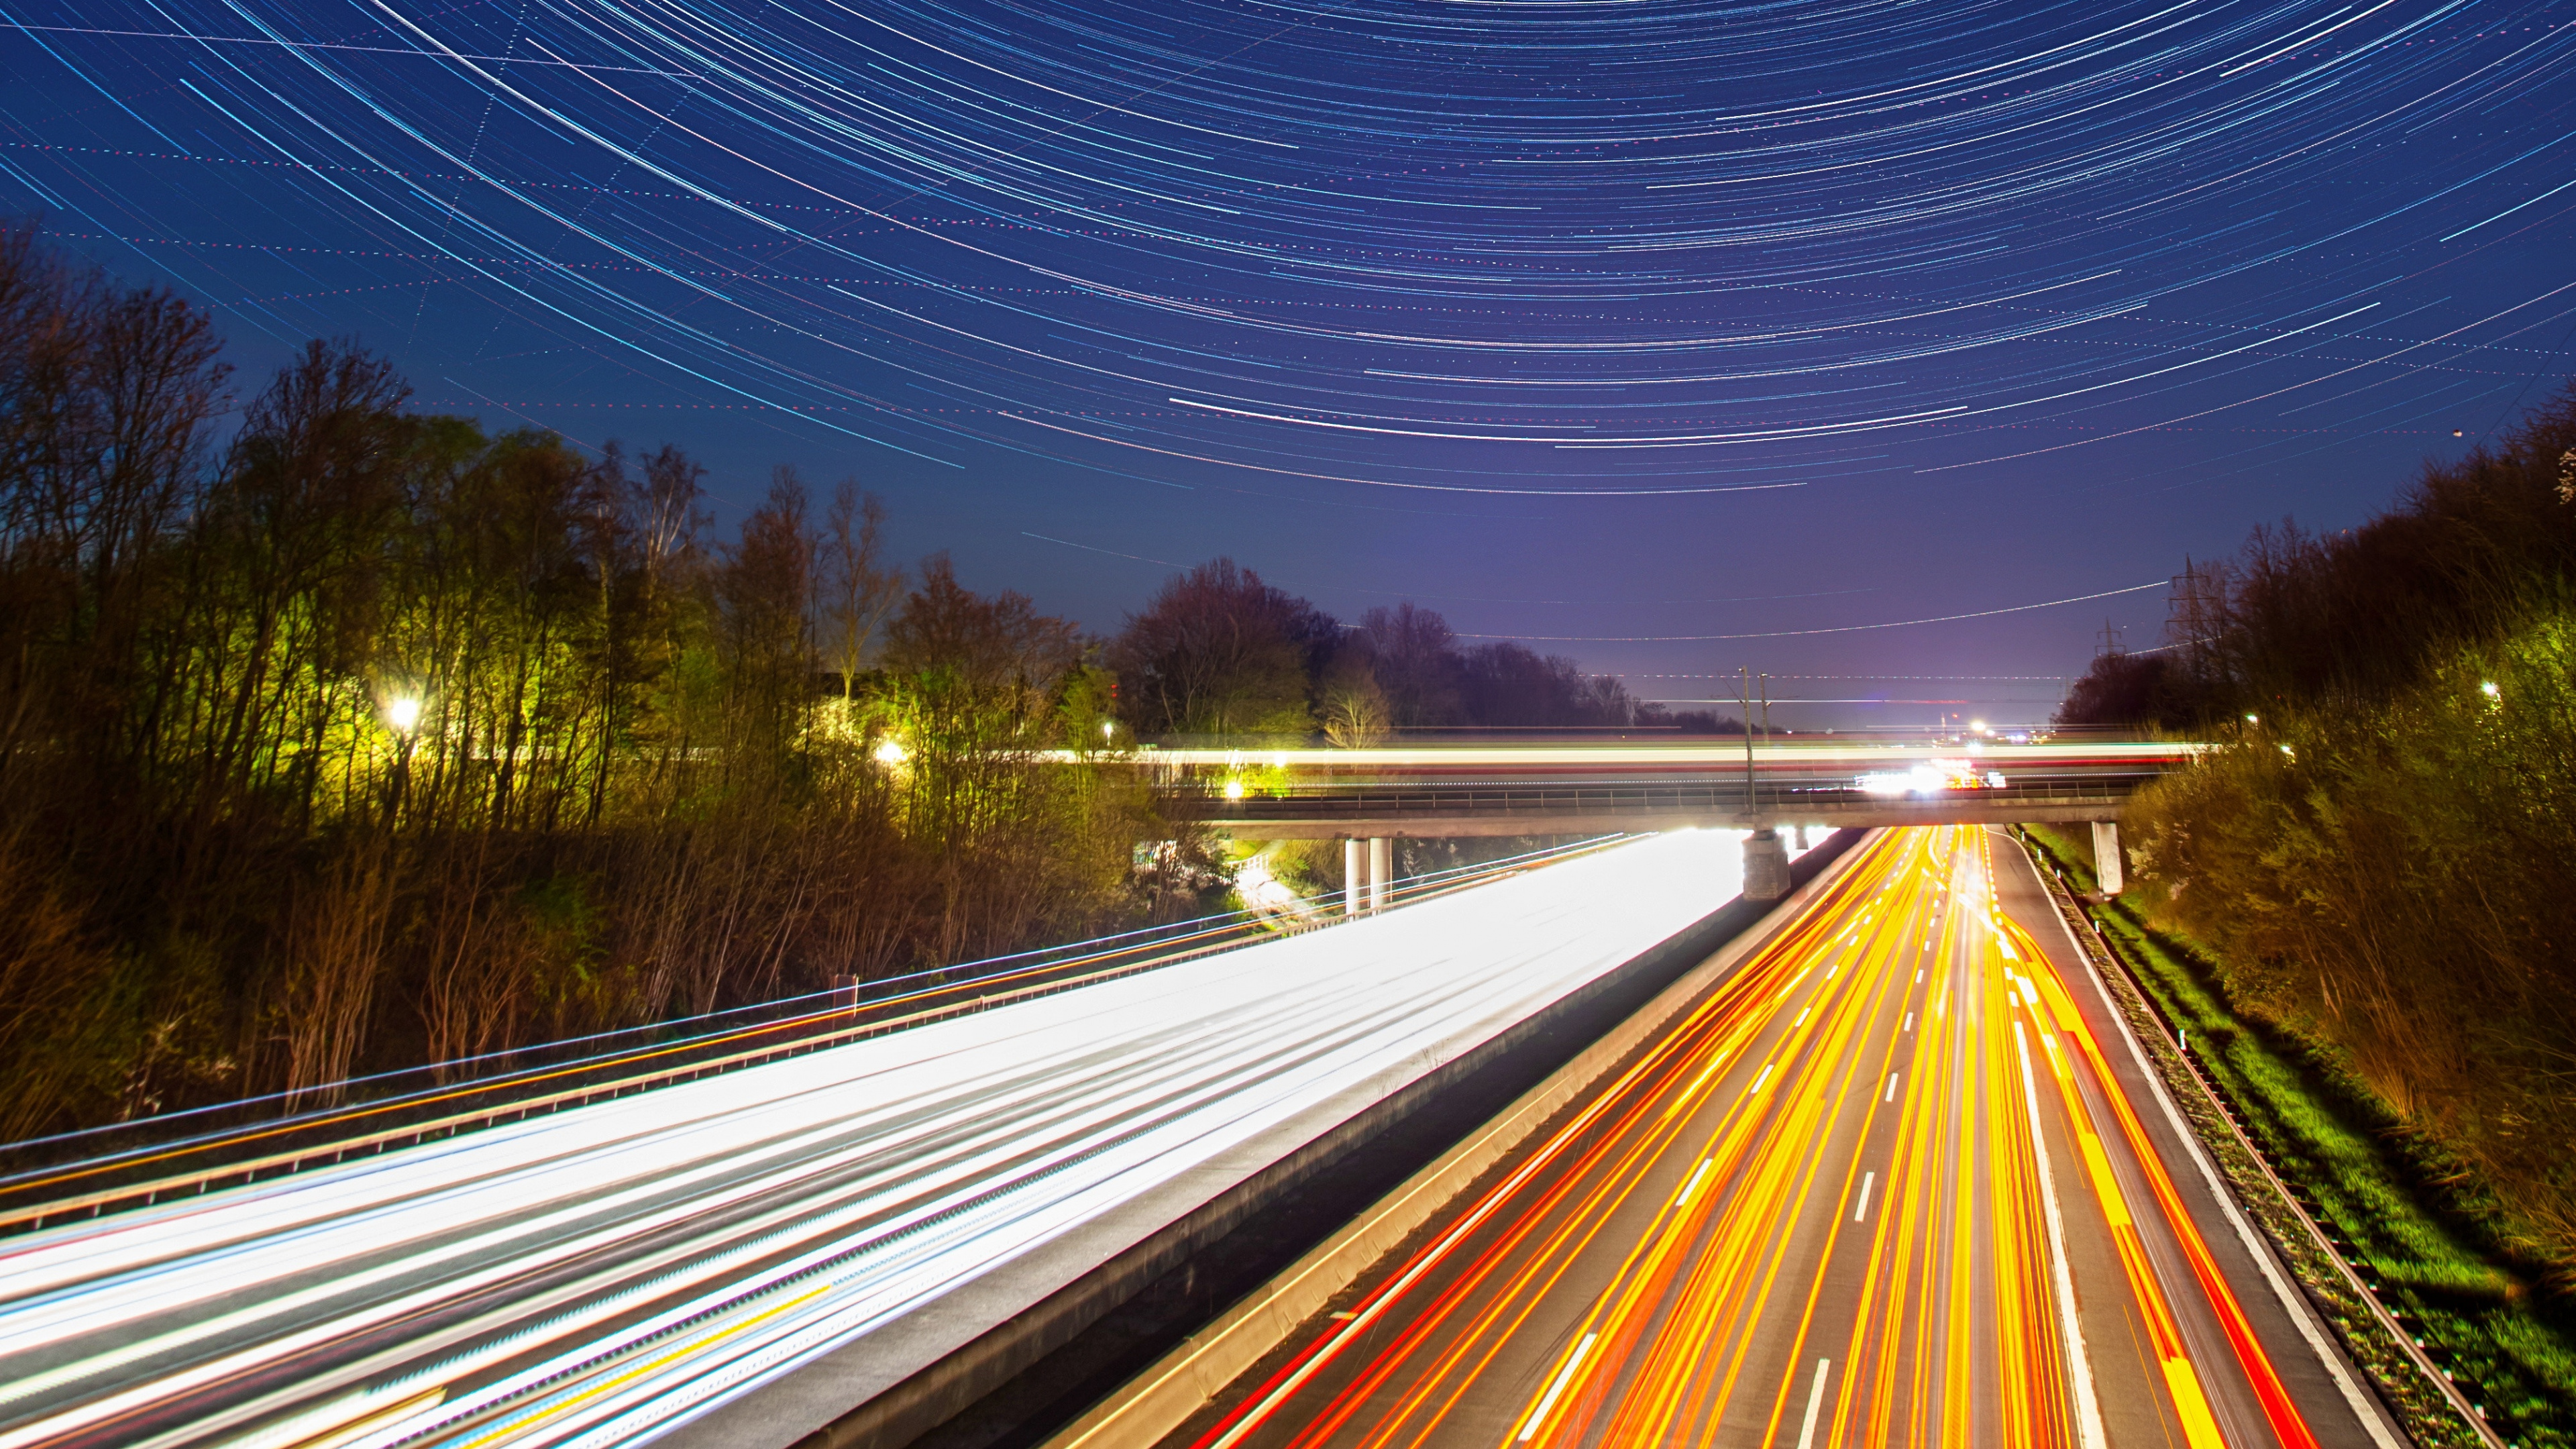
[{"left": 5, "top": 0, "right": 2573, "bottom": 724}]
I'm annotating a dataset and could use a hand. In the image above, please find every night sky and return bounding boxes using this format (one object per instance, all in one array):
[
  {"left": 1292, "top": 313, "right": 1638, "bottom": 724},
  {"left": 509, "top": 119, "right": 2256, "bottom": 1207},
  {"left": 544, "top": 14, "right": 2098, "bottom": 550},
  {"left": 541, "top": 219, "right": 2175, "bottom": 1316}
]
[{"left": 6, "top": 0, "right": 2573, "bottom": 725}]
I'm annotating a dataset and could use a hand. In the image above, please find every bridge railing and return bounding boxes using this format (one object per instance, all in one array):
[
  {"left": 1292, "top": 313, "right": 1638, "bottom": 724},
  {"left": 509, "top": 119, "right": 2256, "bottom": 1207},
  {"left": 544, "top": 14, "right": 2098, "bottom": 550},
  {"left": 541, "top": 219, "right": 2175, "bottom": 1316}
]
[{"left": 1172, "top": 773, "right": 2155, "bottom": 826}]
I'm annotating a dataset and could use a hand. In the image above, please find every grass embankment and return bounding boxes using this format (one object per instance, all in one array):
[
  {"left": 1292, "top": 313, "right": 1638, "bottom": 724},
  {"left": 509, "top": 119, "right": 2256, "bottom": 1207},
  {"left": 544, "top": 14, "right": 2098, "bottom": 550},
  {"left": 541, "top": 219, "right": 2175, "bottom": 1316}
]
[{"left": 2025, "top": 824, "right": 2576, "bottom": 1446}]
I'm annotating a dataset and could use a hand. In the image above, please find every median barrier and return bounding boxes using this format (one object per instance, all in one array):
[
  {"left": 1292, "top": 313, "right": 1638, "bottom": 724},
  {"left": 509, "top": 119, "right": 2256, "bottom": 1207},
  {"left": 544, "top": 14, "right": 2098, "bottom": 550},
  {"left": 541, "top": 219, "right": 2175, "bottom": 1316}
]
[{"left": 676, "top": 831, "right": 1863, "bottom": 1449}]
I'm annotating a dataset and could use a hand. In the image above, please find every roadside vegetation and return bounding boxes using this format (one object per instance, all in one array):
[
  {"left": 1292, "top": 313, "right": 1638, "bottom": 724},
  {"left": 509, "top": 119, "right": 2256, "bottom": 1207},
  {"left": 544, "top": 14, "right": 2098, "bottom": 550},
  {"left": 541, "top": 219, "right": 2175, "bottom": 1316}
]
[
  {"left": 2055, "top": 380, "right": 2576, "bottom": 1428},
  {"left": 2029, "top": 824, "right": 2576, "bottom": 1443},
  {"left": 0, "top": 221, "right": 1671, "bottom": 1142}
]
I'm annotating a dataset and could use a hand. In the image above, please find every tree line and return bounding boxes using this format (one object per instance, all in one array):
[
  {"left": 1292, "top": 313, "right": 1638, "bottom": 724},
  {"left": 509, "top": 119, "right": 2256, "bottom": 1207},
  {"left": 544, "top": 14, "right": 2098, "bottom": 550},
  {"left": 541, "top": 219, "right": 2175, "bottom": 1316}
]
[
  {"left": 0, "top": 224, "right": 1187, "bottom": 1138},
  {"left": 0, "top": 223, "right": 1662, "bottom": 1142},
  {"left": 2061, "top": 383, "right": 2576, "bottom": 1266},
  {"left": 1104, "top": 563, "right": 1658, "bottom": 745}
]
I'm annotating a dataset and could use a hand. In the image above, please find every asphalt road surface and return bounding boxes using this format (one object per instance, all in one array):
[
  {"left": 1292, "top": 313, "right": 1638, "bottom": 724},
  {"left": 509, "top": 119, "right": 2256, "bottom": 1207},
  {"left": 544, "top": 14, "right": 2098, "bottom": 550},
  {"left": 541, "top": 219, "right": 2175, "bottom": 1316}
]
[
  {"left": 1170, "top": 826, "right": 2403, "bottom": 1449},
  {"left": 0, "top": 831, "right": 1796, "bottom": 1449}
]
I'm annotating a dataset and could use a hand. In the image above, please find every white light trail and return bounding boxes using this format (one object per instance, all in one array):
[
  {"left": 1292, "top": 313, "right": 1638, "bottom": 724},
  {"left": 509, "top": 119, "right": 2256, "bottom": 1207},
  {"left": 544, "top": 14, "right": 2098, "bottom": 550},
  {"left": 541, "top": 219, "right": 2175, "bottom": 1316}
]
[{"left": 0, "top": 830, "right": 1807, "bottom": 1449}]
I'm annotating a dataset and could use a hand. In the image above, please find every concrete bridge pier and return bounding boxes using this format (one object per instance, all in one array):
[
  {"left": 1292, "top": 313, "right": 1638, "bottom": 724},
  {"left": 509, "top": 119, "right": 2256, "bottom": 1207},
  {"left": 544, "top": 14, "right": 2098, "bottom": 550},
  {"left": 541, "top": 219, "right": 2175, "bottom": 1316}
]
[
  {"left": 1743, "top": 827, "right": 1791, "bottom": 902},
  {"left": 2091, "top": 820, "right": 2125, "bottom": 896},
  {"left": 1342, "top": 837, "right": 1395, "bottom": 915}
]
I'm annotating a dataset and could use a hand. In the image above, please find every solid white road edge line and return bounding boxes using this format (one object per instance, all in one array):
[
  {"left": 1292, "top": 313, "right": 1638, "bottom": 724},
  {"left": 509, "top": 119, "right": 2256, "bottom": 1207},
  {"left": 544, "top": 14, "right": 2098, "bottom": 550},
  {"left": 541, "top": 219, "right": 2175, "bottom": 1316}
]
[{"left": 2008, "top": 833, "right": 2406, "bottom": 1449}]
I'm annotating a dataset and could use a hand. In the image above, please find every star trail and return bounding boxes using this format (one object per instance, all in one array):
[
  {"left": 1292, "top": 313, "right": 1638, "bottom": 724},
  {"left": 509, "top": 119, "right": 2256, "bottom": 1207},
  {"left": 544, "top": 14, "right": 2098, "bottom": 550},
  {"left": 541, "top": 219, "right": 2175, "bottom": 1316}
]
[{"left": 5, "top": 0, "right": 2573, "bottom": 700}]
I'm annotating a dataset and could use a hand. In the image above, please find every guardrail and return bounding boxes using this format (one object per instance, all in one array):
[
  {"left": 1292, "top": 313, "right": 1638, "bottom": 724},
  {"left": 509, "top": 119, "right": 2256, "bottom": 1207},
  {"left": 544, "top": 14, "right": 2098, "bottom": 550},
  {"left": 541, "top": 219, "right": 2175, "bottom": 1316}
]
[{"left": 0, "top": 835, "right": 1637, "bottom": 1236}]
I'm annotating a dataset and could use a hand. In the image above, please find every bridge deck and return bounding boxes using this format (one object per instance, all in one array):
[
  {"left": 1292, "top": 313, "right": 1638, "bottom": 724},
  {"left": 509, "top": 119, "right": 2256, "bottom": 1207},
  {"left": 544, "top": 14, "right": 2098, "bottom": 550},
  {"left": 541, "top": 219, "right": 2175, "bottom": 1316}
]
[
  {"left": 1178, "top": 782, "right": 2137, "bottom": 837},
  {"left": 1145, "top": 739, "right": 2180, "bottom": 837}
]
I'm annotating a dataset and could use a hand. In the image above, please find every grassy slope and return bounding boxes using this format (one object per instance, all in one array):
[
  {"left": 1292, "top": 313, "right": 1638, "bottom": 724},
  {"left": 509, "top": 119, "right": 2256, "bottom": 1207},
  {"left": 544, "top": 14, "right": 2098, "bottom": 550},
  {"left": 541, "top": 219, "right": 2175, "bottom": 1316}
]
[{"left": 2025, "top": 824, "right": 2576, "bottom": 1446}]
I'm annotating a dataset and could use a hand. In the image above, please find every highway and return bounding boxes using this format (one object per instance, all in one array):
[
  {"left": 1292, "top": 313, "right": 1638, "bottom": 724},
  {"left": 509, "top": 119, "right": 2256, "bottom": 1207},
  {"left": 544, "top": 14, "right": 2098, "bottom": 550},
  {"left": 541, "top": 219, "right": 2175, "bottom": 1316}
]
[
  {"left": 0, "top": 830, "right": 1800, "bottom": 1449},
  {"left": 1171, "top": 827, "right": 2400, "bottom": 1449}
]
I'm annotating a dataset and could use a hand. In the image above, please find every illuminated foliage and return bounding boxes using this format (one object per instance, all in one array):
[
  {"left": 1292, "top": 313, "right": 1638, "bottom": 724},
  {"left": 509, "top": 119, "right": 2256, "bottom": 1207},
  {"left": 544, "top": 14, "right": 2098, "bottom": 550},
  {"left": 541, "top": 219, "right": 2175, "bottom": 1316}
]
[
  {"left": 0, "top": 226, "right": 1166, "bottom": 1137},
  {"left": 2123, "top": 383, "right": 2576, "bottom": 1271}
]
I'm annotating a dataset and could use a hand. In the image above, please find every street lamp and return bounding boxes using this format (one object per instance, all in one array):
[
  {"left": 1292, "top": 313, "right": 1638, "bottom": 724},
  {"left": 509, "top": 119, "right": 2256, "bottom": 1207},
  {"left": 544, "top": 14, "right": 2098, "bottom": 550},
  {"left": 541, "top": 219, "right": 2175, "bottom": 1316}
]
[{"left": 382, "top": 693, "right": 425, "bottom": 818}]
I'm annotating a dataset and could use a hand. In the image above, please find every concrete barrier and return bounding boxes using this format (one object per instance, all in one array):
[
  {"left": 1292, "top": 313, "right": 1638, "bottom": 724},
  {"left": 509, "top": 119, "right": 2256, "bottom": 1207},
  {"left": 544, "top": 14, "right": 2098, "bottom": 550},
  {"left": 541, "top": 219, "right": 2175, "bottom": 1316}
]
[
  {"left": 1033, "top": 830, "right": 1872, "bottom": 1449},
  {"left": 731, "top": 833, "right": 1864, "bottom": 1449}
]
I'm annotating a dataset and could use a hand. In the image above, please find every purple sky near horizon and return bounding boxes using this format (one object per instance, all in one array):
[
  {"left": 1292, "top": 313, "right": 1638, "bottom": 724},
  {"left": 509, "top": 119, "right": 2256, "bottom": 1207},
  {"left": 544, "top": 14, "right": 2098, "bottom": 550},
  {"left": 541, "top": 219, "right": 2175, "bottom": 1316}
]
[{"left": 5, "top": 0, "right": 2573, "bottom": 726}]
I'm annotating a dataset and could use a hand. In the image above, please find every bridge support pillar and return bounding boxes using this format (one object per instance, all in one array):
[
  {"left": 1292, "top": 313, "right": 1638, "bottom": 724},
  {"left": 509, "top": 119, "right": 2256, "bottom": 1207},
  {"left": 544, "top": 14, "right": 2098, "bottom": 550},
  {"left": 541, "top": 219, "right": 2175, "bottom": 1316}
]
[
  {"left": 1368, "top": 837, "right": 1393, "bottom": 913},
  {"left": 2091, "top": 820, "right": 2125, "bottom": 896},
  {"left": 1743, "top": 828, "right": 1791, "bottom": 902},
  {"left": 1343, "top": 839, "right": 1364, "bottom": 916}
]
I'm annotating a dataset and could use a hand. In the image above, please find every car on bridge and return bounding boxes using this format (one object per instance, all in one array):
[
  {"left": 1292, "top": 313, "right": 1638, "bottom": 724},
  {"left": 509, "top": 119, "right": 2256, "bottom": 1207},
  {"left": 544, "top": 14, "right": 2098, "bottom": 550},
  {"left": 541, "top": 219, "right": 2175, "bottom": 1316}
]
[{"left": 1856, "top": 759, "right": 2007, "bottom": 796}]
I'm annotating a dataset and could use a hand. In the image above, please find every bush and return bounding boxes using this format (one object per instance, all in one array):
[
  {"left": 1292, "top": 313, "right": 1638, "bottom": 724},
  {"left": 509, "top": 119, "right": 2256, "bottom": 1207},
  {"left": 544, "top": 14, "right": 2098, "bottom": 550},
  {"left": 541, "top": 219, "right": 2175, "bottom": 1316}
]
[{"left": 2132, "top": 608, "right": 2576, "bottom": 1269}]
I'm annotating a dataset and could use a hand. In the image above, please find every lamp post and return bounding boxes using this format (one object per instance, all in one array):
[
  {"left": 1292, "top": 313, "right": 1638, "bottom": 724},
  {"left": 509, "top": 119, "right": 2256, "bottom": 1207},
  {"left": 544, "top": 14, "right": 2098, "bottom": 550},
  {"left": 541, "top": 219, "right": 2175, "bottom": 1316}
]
[
  {"left": 384, "top": 694, "right": 424, "bottom": 818},
  {"left": 1738, "top": 666, "right": 1757, "bottom": 817}
]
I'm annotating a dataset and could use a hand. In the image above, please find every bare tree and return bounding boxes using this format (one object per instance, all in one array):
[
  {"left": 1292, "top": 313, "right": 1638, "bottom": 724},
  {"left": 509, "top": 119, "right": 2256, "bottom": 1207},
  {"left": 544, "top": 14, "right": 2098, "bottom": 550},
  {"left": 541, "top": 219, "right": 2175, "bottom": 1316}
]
[
  {"left": 1356, "top": 602, "right": 1460, "bottom": 729},
  {"left": 1320, "top": 653, "right": 1390, "bottom": 747},
  {"left": 1109, "top": 557, "right": 1329, "bottom": 739},
  {"left": 817, "top": 480, "right": 904, "bottom": 701}
]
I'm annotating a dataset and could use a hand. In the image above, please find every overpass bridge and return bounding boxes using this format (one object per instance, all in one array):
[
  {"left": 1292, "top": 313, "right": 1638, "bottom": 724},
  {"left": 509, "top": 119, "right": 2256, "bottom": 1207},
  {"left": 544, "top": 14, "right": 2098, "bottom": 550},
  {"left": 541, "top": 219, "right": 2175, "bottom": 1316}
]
[
  {"left": 1148, "top": 737, "right": 2192, "bottom": 897},
  {"left": 0, "top": 818, "right": 2397, "bottom": 1449},
  {"left": 0, "top": 832, "right": 1839, "bottom": 1449}
]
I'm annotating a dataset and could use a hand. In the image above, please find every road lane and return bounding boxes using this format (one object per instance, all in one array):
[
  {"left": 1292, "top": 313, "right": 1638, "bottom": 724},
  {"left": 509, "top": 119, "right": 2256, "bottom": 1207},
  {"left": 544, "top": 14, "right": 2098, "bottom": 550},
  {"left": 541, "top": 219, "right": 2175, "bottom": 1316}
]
[
  {"left": 0, "top": 830, "right": 1795, "bottom": 1449},
  {"left": 1176, "top": 826, "right": 2396, "bottom": 1449}
]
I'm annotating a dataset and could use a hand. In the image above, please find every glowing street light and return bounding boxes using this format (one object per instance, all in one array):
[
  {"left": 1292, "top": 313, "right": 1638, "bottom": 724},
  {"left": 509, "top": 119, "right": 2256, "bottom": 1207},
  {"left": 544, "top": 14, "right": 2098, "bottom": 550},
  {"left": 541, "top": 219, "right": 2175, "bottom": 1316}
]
[
  {"left": 1223, "top": 777, "right": 1246, "bottom": 801},
  {"left": 1102, "top": 719, "right": 1118, "bottom": 740},
  {"left": 875, "top": 738, "right": 909, "bottom": 765},
  {"left": 2481, "top": 680, "right": 2501, "bottom": 700},
  {"left": 384, "top": 696, "right": 423, "bottom": 734}
]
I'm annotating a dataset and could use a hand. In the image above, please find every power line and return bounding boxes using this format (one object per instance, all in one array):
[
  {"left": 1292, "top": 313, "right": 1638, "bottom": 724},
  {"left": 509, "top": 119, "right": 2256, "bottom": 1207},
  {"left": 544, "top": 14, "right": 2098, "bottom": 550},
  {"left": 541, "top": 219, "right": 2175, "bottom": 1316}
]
[
  {"left": 1459, "top": 581, "right": 2166, "bottom": 642},
  {"left": 1629, "top": 674, "right": 2070, "bottom": 681}
]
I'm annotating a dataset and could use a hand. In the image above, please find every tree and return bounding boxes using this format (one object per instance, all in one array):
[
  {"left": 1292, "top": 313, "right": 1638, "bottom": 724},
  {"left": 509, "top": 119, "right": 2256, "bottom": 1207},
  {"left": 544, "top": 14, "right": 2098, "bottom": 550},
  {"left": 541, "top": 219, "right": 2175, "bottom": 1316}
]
[
  {"left": 1320, "top": 653, "right": 1391, "bottom": 747},
  {"left": 1110, "top": 558, "right": 1331, "bottom": 739},
  {"left": 2053, "top": 651, "right": 2204, "bottom": 729},
  {"left": 1356, "top": 602, "right": 1459, "bottom": 728},
  {"left": 714, "top": 468, "right": 818, "bottom": 779},
  {"left": 1456, "top": 641, "right": 1639, "bottom": 727},
  {"left": 883, "top": 553, "right": 1081, "bottom": 693},
  {"left": 0, "top": 221, "right": 229, "bottom": 789},
  {"left": 817, "top": 479, "right": 903, "bottom": 702}
]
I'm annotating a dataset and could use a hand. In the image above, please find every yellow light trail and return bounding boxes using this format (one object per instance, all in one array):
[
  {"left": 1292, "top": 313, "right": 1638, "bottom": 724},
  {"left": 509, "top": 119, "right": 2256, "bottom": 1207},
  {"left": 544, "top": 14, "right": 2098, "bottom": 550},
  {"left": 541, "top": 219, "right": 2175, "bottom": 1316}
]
[{"left": 1195, "top": 826, "right": 2332, "bottom": 1449}]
